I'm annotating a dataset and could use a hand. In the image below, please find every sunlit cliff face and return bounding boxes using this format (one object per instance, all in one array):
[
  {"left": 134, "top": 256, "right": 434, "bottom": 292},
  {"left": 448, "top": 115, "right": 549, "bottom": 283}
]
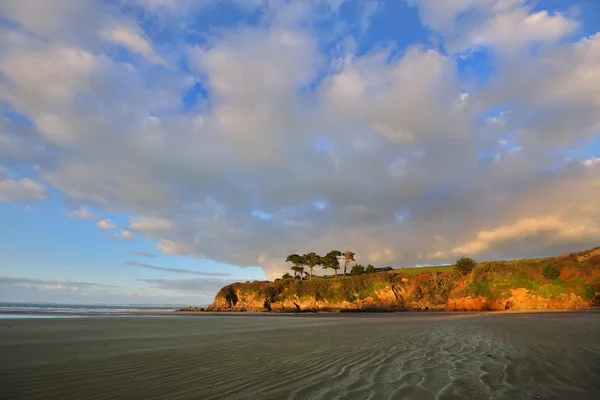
[{"left": 1, "top": 0, "right": 599, "bottom": 283}]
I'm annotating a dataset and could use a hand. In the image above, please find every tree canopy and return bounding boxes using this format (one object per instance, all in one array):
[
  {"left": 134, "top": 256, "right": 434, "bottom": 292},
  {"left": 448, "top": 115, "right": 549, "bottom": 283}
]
[
  {"left": 303, "top": 252, "right": 322, "bottom": 281},
  {"left": 455, "top": 257, "right": 476, "bottom": 275},
  {"left": 351, "top": 264, "right": 365, "bottom": 275},
  {"left": 323, "top": 250, "right": 342, "bottom": 279},
  {"left": 341, "top": 250, "right": 356, "bottom": 279},
  {"left": 286, "top": 254, "right": 306, "bottom": 280}
]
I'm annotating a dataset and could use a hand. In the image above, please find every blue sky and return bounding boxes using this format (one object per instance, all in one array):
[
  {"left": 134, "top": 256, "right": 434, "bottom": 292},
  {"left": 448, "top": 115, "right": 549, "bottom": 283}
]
[{"left": 0, "top": 0, "right": 599, "bottom": 305}]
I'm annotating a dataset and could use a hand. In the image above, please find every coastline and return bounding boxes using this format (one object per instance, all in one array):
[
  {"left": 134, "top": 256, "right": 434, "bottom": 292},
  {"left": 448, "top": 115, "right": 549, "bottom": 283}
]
[{"left": 2, "top": 307, "right": 599, "bottom": 319}]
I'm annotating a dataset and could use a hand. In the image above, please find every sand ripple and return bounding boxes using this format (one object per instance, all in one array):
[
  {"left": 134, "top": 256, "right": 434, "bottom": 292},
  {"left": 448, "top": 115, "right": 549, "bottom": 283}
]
[{"left": 0, "top": 312, "right": 599, "bottom": 399}]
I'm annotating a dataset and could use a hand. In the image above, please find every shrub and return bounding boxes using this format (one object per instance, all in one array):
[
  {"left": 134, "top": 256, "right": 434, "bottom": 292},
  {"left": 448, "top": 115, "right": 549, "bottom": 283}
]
[
  {"left": 410, "top": 272, "right": 455, "bottom": 305},
  {"left": 581, "top": 277, "right": 600, "bottom": 303},
  {"left": 586, "top": 254, "right": 600, "bottom": 269},
  {"left": 410, "top": 285, "right": 424, "bottom": 302},
  {"left": 366, "top": 265, "right": 376, "bottom": 273},
  {"left": 558, "top": 252, "right": 578, "bottom": 263},
  {"left": 532, "top": 281, "right": 567, "bottom": 298},
  {"left": 222, "top": 285, "right": 238, "bottom": 307},
  {"left": 468, "top": 280, "right": 491, "bottom": 297},
  {"left": 427, "top": 272, "right": 455, "bottom": 305},
  {"left": 455, "top": 257, "right": 476, "bottom": 275},
  {"left": 542, "top": 264, "right": 561, "bottom": 280},
  {"left": 479, "top": 261, "right": 516, "bottom": 275},
  {"left": 263, "top": 299, "right": 272, "bottom": 311},
  {"left": 263, "top": 284, "right": 283, "bottom": 303},
  {"left": 351, "top": 264, "right": 365, "bottom": 275},
  {"left": 264, "top": 281, "right": 285, "bottom": 303},
  {"left": 282, "top": 272, "right": 292, "bottom": 279}
]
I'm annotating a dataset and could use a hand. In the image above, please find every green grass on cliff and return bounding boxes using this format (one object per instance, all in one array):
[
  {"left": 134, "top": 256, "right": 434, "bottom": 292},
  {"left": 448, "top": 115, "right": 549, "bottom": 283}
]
[
  {"left": 392, "top": 266, "right": 454, "bottom": 275},
  {"left": 314, "top": 265, "right": 453, "bottom": 279}
]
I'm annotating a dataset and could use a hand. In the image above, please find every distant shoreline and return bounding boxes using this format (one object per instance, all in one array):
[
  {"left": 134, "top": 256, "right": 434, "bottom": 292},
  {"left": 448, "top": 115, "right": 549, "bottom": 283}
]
[{"left": 2, "top": 308, "right": 599, "bottom": 319}]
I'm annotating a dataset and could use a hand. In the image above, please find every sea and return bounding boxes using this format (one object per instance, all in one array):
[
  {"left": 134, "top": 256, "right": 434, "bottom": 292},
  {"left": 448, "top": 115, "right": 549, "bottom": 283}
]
[{"left": 0, "top": 302, "right": 187, "bottom": 318}]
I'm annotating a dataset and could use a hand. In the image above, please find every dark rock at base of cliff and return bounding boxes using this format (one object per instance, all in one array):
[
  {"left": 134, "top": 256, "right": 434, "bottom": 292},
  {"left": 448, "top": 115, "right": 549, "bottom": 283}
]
[{"left": 177, "top": 306, "right": 204, "bottom": 312}]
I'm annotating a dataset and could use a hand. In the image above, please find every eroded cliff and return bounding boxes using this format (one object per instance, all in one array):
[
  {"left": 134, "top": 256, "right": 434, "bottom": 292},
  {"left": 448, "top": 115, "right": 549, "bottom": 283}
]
[{"left": 204, "top": 248, "right": 600, "bottom": 312}]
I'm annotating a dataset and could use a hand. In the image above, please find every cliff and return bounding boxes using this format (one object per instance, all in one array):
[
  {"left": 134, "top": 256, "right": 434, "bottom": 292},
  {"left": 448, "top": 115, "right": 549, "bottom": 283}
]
[{"left": 205, "top": 247, "right": 600, "bottom": 312}]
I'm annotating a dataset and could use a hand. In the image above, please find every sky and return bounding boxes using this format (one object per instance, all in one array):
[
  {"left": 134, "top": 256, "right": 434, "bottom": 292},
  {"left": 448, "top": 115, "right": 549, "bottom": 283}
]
[{"left": 0, "top": 0, "right": 599, "bottom": 305}]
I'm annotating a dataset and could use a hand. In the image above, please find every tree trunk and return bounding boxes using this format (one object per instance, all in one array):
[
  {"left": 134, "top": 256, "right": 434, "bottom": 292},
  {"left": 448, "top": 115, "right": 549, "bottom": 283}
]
[{"left": 309, "top": 267, "right": 313, "bottom": 281}]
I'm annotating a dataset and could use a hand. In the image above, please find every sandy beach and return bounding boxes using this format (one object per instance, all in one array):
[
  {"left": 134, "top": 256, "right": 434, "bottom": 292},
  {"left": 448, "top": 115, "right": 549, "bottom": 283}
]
[{"left": 1, "top": 312, "right": 599, "bottom": 400}]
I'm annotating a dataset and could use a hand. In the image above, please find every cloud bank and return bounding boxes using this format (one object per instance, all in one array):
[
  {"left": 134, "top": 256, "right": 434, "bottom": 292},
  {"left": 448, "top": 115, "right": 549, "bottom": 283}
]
[{"left": 0, "top": 0, "right": 599, "bottom": 281}]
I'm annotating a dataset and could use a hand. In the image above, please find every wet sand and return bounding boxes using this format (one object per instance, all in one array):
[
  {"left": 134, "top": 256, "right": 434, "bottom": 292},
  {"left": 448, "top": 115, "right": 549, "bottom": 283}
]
[{"left": 1, "top": 312, "right": 599, "bottom": 400}]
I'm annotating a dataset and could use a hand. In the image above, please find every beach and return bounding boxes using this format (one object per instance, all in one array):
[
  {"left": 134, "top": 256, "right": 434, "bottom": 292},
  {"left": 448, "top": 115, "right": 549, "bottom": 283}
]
[{"left": 1, "top": 312, "right": 599, "bottom": 400}]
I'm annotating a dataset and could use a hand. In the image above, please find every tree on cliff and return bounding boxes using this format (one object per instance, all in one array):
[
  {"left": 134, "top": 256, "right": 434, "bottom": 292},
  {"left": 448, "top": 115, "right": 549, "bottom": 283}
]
[
  {"left": 286, "top": 254, "right": 305, "bottom": 280},
  {"left": 455, "top": 257, "right": 476, "bottom": 275},
  {"left": 351, "top": 264, "right": 365, "bottom": 275},
  {"left": 292, "top": 265, "right": 305, "bottom": 280},
  {"left": 323, "top": 250, "right": 341, "bottom": 279},
  {"left": 303, "top": 252, "right": 322, "bottom": 281},
  {"left": 342, "top": 250, "right": 355, "bottom": 280}
]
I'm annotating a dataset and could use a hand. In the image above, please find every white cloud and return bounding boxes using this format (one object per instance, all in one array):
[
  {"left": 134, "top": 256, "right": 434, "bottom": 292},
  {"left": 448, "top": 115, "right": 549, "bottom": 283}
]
[
  {"left": 583, "top": 158, "right": 600, "bottom": 168},
  {"left": 129, "top": 216, "right": 173, "bottom": 232},
  {"left": 156, "top": 239, "right": 196, "bottom": 255},
  {"left": 114, "top": 230, "right": 135, "bottom": 240},
  {"left": 0, "top": 0, "right": 598, "bottom": 282},
  {"left": 193, "top": 26, "right": 319, "bottom": 163},
  {"left": 0, "top": 178, "right": 45, "bottom": 201},
  {"left": 97, "top": 219, "right": 116, "bottom": 230},
  {"left": 453, "top": 215, "right": 600, "bottom": 255},
  {"left": 65, "top": 206, "right": 94, "bottom": 220},
  {"left": 0, "top": 0, "right": 103, "bottom": 41},
  {"left": 367, "top": 247, "right": 398, "bottom": 263},
  {"left": 411, "top": 0, "right": 579, "bottom": 53},
  {"left": 0, "top": 42, "right": 103, "bottom": 122},
  {"left": 100, "top": 24, "right": 165, "bottom": 65},
  {"left": 483, "top": 33, "right": 600, "bottom": 148},
  {"left": 319, "top": 47, "right": 471, "bottom": 142}
]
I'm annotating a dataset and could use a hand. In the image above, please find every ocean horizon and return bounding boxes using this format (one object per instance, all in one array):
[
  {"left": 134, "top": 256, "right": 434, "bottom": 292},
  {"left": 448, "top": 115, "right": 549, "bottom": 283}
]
[{"left": 0, "top": 302, "right": 197, "bottom": 318}]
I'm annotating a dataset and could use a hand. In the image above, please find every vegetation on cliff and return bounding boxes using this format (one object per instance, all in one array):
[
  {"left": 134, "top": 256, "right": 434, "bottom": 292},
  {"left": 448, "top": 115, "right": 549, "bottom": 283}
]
[
  {"left": 283, "top": 249, "right": 391, "bottom": 281},
  {"left": 205, "top": 247, "right": 600, "bottom": 312}
]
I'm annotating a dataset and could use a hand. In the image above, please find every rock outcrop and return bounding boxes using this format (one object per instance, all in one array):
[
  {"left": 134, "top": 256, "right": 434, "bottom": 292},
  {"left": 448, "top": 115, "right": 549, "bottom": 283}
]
[
  {"left": 176, "top": 306, "right": 204, "bottom": 312},
  {"left": 203, "top": 247, "right": 600, "bottom": 313}
]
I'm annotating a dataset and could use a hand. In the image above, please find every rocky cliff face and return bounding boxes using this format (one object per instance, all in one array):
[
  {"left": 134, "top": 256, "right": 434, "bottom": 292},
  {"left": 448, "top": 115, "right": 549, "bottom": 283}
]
[
  {"left": 206, "top": 279, "right": 595, "bottom": 313},
  {"left": 205, "top": 249, "right": 600, "bottom": 313}
]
